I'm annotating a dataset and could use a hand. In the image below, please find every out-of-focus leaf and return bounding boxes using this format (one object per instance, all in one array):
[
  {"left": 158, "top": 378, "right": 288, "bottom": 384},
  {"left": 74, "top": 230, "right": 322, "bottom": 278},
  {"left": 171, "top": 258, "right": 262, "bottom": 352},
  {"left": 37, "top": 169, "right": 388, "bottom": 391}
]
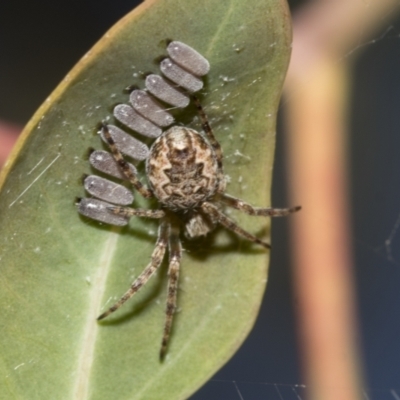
[{"left": 0, "top": 0, "right": 291, "bottom": 399}]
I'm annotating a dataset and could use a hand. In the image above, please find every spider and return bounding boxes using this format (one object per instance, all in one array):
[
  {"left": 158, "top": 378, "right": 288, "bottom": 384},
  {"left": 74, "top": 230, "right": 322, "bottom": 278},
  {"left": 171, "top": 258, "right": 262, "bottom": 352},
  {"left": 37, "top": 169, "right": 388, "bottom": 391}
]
[{"left": 96, "top": 94, "right": 301, "bottom": 360}]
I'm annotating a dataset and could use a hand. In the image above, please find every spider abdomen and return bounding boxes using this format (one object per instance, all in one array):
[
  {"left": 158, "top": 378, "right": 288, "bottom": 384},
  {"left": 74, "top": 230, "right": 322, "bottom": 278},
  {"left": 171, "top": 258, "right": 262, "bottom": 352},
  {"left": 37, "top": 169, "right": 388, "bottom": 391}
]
[{"left": 146, "top": 126, "right": 219, "bottom": 210}]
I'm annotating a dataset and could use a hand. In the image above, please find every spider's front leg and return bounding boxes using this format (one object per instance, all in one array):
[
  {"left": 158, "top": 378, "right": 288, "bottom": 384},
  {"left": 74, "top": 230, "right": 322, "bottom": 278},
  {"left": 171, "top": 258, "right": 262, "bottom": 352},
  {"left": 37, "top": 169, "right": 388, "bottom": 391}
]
[
  {"left": 97, "top": 221, "right": 169, "bottom": 320},
  {"left": 219, "top": 193, "right": 301, "bottom": 217},
  {"left": 160, "top": 223, "right": 182, "bottom": 360}
]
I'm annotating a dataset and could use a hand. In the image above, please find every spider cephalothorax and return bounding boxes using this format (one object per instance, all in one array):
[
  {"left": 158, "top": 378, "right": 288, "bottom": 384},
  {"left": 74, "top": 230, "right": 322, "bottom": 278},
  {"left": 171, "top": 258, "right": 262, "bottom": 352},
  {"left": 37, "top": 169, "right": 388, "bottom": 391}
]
[{"left": 77, "top": 41, "right": 300, "bottom": 359}]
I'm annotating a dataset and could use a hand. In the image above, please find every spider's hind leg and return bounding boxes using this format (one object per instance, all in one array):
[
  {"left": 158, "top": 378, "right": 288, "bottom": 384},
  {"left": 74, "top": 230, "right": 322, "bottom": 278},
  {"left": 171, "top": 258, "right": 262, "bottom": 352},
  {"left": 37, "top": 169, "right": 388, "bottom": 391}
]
[
  {"left": 101, "top": 123, "right": 153, "bottom": 199},
  {"left": 192, "top": 95, "right": 223, "bottom": 165},
  {"left": 192, "top": 96, "right": 226, "bottom": 192},
  {"left": 108, "top": 206, "right": 165, "bottom": 219},
  {"left": 218, "top": 193, "right": 301, "bottom": 217},
  {"left": 201, "top": 202, "right": 271, "bottom": 249}
]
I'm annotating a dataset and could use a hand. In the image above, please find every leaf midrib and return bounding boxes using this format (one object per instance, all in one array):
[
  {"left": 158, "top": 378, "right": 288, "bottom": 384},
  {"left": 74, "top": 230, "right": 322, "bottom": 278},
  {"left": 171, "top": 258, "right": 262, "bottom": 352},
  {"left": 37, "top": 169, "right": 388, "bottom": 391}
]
[{"left": 72, "top": 228, "right": 121, "bottom": 399}]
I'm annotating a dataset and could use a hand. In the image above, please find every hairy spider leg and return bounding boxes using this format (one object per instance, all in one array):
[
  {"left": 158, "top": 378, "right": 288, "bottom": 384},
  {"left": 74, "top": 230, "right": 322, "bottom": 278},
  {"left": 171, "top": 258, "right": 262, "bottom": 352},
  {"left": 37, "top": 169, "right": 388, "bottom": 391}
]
[
  {"left": 191, "top": 96, "right": 222, "bottom": 166},
  {"left": 108, "top": 206, "right": 165, "bottom": 219},
  {"left": 160, "top": 223, "right": 182, "bottom": 360},
  {"left": 218, "top": 193, "right": 301, "bottom": 216},
  {"left": 192, "top": 96, "right": 225, "bottom": 189},
  {"left": 201, "top": 202, "right": 271, "bottom": 248},
  {"left": 97, "top": 221, "right": 169, "bottom": 320},
  {"left": 101, "top": 123, "right": 153, "bottom": 199}
]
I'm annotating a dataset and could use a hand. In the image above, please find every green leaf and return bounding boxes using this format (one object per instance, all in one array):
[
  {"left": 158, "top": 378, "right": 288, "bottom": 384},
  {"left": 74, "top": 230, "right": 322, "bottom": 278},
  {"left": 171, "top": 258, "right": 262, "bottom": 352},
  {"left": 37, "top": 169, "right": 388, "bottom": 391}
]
[{"left": 0, "top": 0, "right": 291, "bottom": 399}]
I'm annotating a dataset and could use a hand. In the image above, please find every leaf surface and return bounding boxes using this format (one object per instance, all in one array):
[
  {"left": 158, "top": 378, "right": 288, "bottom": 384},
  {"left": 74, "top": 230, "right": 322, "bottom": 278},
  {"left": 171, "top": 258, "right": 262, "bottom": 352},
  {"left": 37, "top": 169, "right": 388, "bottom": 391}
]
[{"left": 0, "top": 0, "right": 291, "bottom": 399}]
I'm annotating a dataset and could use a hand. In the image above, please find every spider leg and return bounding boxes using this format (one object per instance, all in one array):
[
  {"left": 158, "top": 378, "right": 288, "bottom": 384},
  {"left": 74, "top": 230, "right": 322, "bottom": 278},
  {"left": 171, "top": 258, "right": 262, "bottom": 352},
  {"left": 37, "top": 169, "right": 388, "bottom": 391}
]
[
  {"left": 97, "top": 221, "right": 169, "bottom": 320},
  {"left": 192, "top": 95, "right": 226, "bottom": 193},
  {"left": 101, "top": 123, "right": 153, "bottom": 199},
  {"left": 201, "top": 202, "right": 271, "bottom": 249},
  {"left": 107, "top": 206, "right": 165, "bottom": 219},
  {"left": 160, "top": 223, "right": 182, "bottom": 360},
  {"left": 218, "top": 193, "right": 301, "bottom": 216},
  {"left": 192, "top": 96, "right": 222, "bottom": 165}
]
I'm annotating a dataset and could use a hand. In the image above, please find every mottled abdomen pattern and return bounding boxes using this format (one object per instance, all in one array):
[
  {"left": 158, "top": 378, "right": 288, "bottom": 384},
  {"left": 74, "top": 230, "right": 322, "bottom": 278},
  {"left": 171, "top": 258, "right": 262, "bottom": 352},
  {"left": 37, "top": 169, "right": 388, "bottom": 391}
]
[{"left": 146, "top": 126, "right": 219, "bottom": 210}]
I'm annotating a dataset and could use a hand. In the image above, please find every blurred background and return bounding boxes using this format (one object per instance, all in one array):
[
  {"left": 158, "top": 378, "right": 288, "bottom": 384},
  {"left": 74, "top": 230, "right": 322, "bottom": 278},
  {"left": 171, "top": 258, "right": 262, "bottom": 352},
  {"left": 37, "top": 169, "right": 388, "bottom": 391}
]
[{"left": 1, "top": 1, "right": 400, "bottom": 398}]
